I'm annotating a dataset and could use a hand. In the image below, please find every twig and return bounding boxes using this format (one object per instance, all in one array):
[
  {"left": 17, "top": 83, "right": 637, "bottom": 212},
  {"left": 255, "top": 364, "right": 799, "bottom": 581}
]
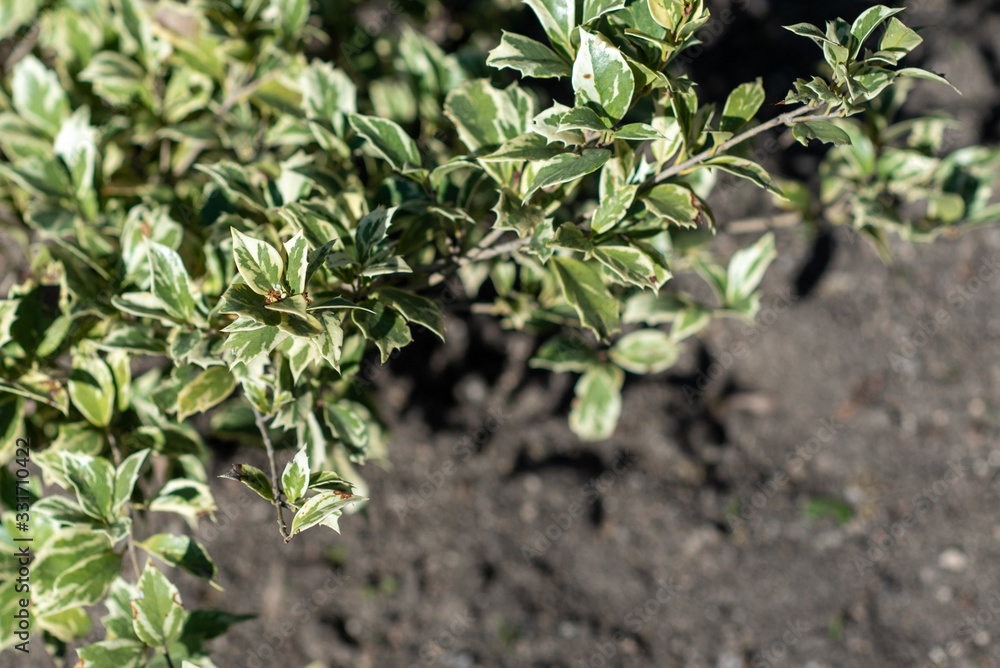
[
  {"left": 125, "top": 527, "right": 142, "bottom": 581},
  {"left": 725, "top": 211, "right": 802, "bottom": 234},
  {"left": 641, "top": 105, "right": 837, "bottom": 190},
  {"left": 250, "top": 402, "right": 290, "bottom": 542},
  {"left": 162, "top": 646, "right": 175, "bottom": 668}
]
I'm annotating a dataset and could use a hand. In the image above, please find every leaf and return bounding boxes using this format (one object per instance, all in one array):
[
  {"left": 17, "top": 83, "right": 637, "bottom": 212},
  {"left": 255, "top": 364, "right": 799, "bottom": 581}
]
[
  {"left": 274, "top": 0, "right": 310, "bottom": 37},
  {"left": 609, "top": 329, "right": 680, "bottom": 374},
  {"left": 79, "top": 51, "right": 149, "bottom": 107},
  {"left": 643, "top": 183, "right": 699, "bottom": 227},
  {"left": 850, "top": 5, "right": 905, "bottom": 57},
  {"left": 614, "top": 123, "right": 667, "bottom": 140},
  {"left": 181, "top": 610, "right": 255, "bottom": 643},
  {"left": 647, "top": 0, "right": 685, "bottom": 32},
  {"left": 11, "top": 55, "right": 69, "bottom": 136},
  {"left": 592, "top": 184, "right": 638, "bottom": 234},
  {"left": 139, "top": 534, "right": 218, "bottom": 584},
  {"left": 880, "top": 17, "right": 922, "bottom": 56},
  {"left": 224, "top": 325, "right": 288, "bottom": 366},
  {"left": 352, "top": 303, "right": 413, "bottom": 363},
  {"left": 529, "top": 336, "right": 597, "bottom": 373},
  {"left": 112, "top": 449, "right": 150, "bottom": 516},
  {"left": 282, "top": 448, "right": 310, "bottom": 504},
  {"left": 231, "top": 228, "right": 285, "bottom": 296},
  {"left": 324, "top": 402, "right": 369, "bottom": 451},
  {"left": 76, "top": 639, "right": 145, "bottom": 668},
  {"left": 702, "top": 155, "right": 783, "bottom": 195},
  {"left": 177, "top": 367, "right": 237, "bottom": 421},
  {"left": 721, "top": 78, "right": 765, "bottom": 134},
  {"left": 895, "top": 67, "right": 961, "bottom": 95},
  {"left": 552, "top": 223, "right": 594, "bottom": 252},
  {"left": 69, "top": 352, "right": 116, "bottom": 429},
  {"left": 355, "top": 206, "right": 395, "bottom": 262},
  {"left": 444, "top": 79, "right": 536, "bottom": 152},
  {"left": 551, "top": 257, "right": 620, "bottom": 341},
  {"left": 218, "top": 463, "right": 273, "bottom": 501},
  {"left": 148, "top": 242, "right": 200, "bottom": 324},
  {"left": 148, "top": 479, "right": 216, "bottom": 527},
  {"left": 487, "top": 31, "right": 572, "bottom": 79},
  {"left": 525, "top": 148, "right": 611, "bottom": 198},
  {"left": 524, "top": 0, "right": 575, "bottom": 56},
  {"left": 131, "top": 561, "right": 186, "bottom": 647},
  {"left": 480, "top": 133, "right": 566, "bottom": 162},
  {"left": 792, "top": 120, "right": 852, "bottom": 146},
  {"left": 493, "top": 190, "right": 547, "bottom": 237},
  {"left": 218, "top": 283, "right": 280, "bottom": 327},
  {"left": 569, "top": 364, "right": 623, "bottom": 441},
  {"left": 290, "top": 491, "right": 361, "bottom": 537},
  {"left": 300, "top": 61, "right": 357, "bottom": 123},
  {"left": 349, "top": 114, "right": 422, "bottom": 172},
  {"left": 377, "top": 287, "right": 445, "bottom": 341},
  {"left": 572, "top": 30, "right": 635, "bottom": 124},
  {"left": 583, "top": 0, "right": 625, "bottom": 23},
  {"left": 284, "top": 231, "right": 310, "bottom": 295},
  {"left": 725, "top": 232, "right": 777, "bottom": 306},
  {"left": 196, "top": 162, "right": 267, "bottom": 211},
  {"left": 47, "top": 549, "right": 122, "bottom": 615},
  {"left": 593, "top": 246, "right": 660, "bottom": 290}
]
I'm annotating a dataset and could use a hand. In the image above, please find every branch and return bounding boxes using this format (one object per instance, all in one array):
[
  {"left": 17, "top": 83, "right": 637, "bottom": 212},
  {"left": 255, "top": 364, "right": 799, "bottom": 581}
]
[
  {"left": 641, "top": 105, "right": 836, "bottom": 190},
  {"left": 250, "top": 403, "right": 291, "bottom": 542}
]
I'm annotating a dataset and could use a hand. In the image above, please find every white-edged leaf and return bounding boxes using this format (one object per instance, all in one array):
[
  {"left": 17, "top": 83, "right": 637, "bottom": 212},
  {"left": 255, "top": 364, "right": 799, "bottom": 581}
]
[
  {"left": 282, "top": 447, "right": 310, "bottom": 504},
  {"left": 569, "top": 363, "right": 623, "bottom": 441},
  {"left": 231, "top": 228, "right": 285, "bottom": 296},
  {"left": 572, "top": 30, "right": 635, "bottom": 124},
  {"left": 487, "top": 31, "right": 572, "bottom": 79}
]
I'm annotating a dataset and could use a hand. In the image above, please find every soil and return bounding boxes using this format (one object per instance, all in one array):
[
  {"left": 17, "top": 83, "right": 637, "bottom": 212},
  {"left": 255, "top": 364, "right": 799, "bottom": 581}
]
[{"left": 9, "top": 0, "right": 1000, "bottom": 667}]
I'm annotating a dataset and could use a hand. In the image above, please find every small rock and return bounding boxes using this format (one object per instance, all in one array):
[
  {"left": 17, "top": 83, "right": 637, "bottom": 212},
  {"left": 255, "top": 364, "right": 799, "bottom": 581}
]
[{"left": 939, "top": 548, "right": 968, "bottom": 572}]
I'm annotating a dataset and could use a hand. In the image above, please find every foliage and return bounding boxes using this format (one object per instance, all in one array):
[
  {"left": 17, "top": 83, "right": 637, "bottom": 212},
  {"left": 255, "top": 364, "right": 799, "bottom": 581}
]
[{"left": 0, "top": 0, "right": 995, "bottom": 664}]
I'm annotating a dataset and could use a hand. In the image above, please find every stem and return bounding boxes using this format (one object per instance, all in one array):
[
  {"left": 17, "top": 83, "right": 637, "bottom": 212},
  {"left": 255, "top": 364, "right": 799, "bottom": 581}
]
[
  {"left": 125, "top": 526, "right": 142, "bottom": 581},
  {"left": 640, "top": 105, "right": 835, "bottom": 190},
  {"left": 162, "top": 646, "right": 175, "bottom": 668},
  {"left": 250, "top": 402, "right": 291, "bottom": 542}
]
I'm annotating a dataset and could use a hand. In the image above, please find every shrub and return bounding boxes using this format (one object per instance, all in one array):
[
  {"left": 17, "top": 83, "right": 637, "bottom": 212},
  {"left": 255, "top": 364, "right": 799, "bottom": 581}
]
[{"left": 0, "top": 0, "right": 996, "bottom": 665}]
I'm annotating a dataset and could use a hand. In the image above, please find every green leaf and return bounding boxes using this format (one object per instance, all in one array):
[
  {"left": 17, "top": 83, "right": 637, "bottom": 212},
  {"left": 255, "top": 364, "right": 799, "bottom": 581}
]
[
  {"left": 849, "top": 5, "right": 905, "bottom": 57},
  {"left": 355, "top": 207, "right": 395, "bottom": 263},
  {"left": 11, "top": 55, "right": 69, "bottom": 136},
  {"left": 569, "top": 364, "right": 623, "bottom": 441},
  {"left": 224, "top": 325, "right": 288, "bottom": 366},
  {"left": 132, "top": 561, "right": 186, "bottom": 647},
  {"left": 197, "top": 162, "right": 266, "bottom": 211},
  {"left": 721, "top": 78, "right": 765, "bottom": 134},
  {"left": 181, "top": 609, "right": 255, "bottom": 643},
  {"left": 725, "top": 232, "right": 776, "bottom": 306},
  {"left": 643, "top": 183, "right": 699, "bottom": 227},
  {"left": 592, "top": 184, "right": 637, "bottom": 234},
  {"left": 529, "top": 336, "right": 597, "bottom": 373},
  {"left": 487, "top": 31, "right": 572, "bottom": 79},
  {"left": 289, "top": 491, "right": 361, "bottom": 537},
  {"left": 880, "top": 17, "right": 922, "bottom": 55},
  {"left": 76, "top": 639, "right": 145, "bottom": 668},
  {"left": 352, "top": 303, "right": 413, "bottom": 363},
  {"left": 377, "top": 287, "right": 445, "bottom": 342},
  {"left": 113, "top": 449, "right": 150, "bottom": 516},
  {"left": 895, "top": 67, "right": 961, "bottom": 95},
  {"left": 78, "top": 51, "right": 149, "bottom": 107},
  {"left": 284, "top": 231, "right": 310, "bottom": 295},
  {"left": 148, "top": 242, "right": 200, "bottom": 324},
  {"left": 444, "top": 79, "right": 536, "bottom": 152},
  {"left": 140, "top": 534, "right": 218, "bottom": 584},
  {"left": 792, "top": 120, "right": 852, "bottom": 146},
  {"left": 583, "top": 0, "right": 625, "bottom": 23},
  {"left": 480, "top": 133, "right": 566, "bottom": 162},
  {"left": 231, "top": 228, "right": 285, "bottom": 296},
  {"left": 493, "top": 190, "right": 547, "bottom": 237},
  {"left": 300, "top": 61, "right": 357, "bottom": 123},
  {"left": 572, "top": 30, "right": 635, "bottom": 124},
  {"left": 282, "top": 447, "right": 310, "bottom": 504},
  {"left": 219, "top": 283, "right": 281, "bottom": 327},
  {"left": 610, "top": 329, "right": 680, "bottom": 374},
  {"left": 47, "top": 549, "right": 122, "bottom": 615},
  {"left": 218, "top": 463, "right": 273, "bottom": 501},
  {"left": 647, "top": 0, "right": 684, "bottom": 32},
  {"left": 324, "top": 402, "right": 369, "bottom": 451},
  {"left": 349, "top": 114, "right": 422, "bottom": 172},
  {"left": 177, "top": 367, "right": 237, "bottom": 421},
  {"left": 593, "top": 246, "right": 660, "bottom": 290},
  {"left": 148, "top": 479, "right": 216, "bottom": 528},
  {"left": 274, "top": 0, "right": 310, "bottom": 37},
  {"left": 525, "top": 148, "right": 611, "bottom": 198},
  {"left": 524, "top": 0, "right": 576, "bottom": 56},
  {"left": 551, "top": 257, "right": 620, "bottom": 341},
  {"left": 314, "top": 311, "right": 344, "bottom": 370},
  {"left": 69, "top": 352, "right": 116, "bottom": 429},
  {"left": 614, "top": 123, "right": 667, "bottom": 140},
  {"left": 702, "top": 155, "right": 783, "bottom": 195},
  {"left": 552, "top": 223, "right": 594, "bottom": 252}
]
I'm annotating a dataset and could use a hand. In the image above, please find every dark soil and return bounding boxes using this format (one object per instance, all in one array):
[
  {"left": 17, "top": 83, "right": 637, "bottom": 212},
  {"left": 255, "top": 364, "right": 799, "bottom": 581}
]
[{"left": 11, "top": 0, "right": 1000, "bottom": 667}]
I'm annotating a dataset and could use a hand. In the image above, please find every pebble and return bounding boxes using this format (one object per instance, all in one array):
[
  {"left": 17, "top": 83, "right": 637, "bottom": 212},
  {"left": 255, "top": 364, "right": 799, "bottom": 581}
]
[{"left": 939, "top": 548, "right": 969, "bottom": 572}]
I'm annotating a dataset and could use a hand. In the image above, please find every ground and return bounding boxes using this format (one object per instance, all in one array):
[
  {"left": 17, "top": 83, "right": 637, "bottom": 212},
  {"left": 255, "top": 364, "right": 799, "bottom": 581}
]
[{"left": 10, "top": 0, "right": 1000, "bottom": 666}]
